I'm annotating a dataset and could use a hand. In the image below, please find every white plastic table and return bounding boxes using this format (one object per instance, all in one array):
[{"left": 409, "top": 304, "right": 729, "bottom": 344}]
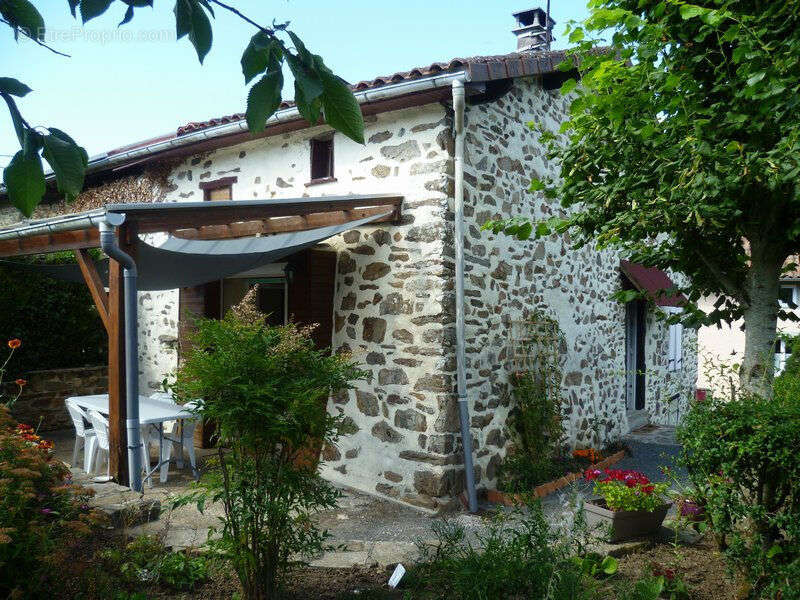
[{"left": 66, "top": 394, "right": 197, "bottom": 482}]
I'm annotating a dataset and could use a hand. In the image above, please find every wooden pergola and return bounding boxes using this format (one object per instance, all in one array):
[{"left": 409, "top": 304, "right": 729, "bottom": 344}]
[{"left": 0, "top": 194, "right": 402, "bottom": 485}]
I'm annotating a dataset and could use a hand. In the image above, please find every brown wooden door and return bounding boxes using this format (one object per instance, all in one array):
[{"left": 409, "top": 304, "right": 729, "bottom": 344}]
[
  {"left": 178, "top": 280, "right": 221, "bottom": 448},
  {"left": 287, "top": 249, "right": 336, "bottom": 352}
]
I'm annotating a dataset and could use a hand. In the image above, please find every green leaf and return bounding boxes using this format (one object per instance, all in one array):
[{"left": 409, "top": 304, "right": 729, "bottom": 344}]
[
  {"left": 600, "top": 555, "right": 618, "bottom": 575},
  {"left": 516, "top": 221, "right": 533, "bottom": 240},
  {"left": 568, "top": 28, "right": 584, "bottom": 43},
  {"left": 535, "top": 222, "right": 551, "bottom": 238},
  {"left": 766, "top": 544, "right": 782, "bottom": 559},
  {"left": 42, "top": 133, "right": 87, "bottom": 201},
  {"left": 1, "top": 92, "right": 26, "bottom": 146},
  {"left": 318, "top": 69, "right": 364, "bottom": 144},
  {"left": 187, "top": 1, "right": 213, "bottom": 63},
  {"left": 560, "top": 78, "right": 578, "bottom": 96},
  {"left": 679, "top": 5, "right": 706, "bottom": 20},
  {"left": 80, "top": 0, "right": 114, "bottom": 23},
  {"left": 3, "top": 150, "right": 46, "bottom": 217},
  {"left": 287, "top": 31, "right": 313, "bottom": 65},
  {"left": 746, "top": 72, "right": 766, "bottom": 86},
  {"left": 0, "top": 77, "right": 31, "bottom": 97},
  {"left": 173, "top": 0, "right": 192, "bottom": 38},
  {"left": 48, "top": 128, "right": 89, "bottom": 167},
  {"left": 294, "top": 80, "right": 321, "bottom": 125},
  {"left": 1, "top": 0, "right": 45, "bottom": 40},
  {"left": 245, "top": 70, "right": 283, "bottom": 132},
  {"left": 529, "top": 178, "right": 546, "bottom": 192},
  {"left": 119, "top": 4, "right": 134, "bottom": 26},
  {"left": 287, "top": 53, "right": 323, "bottom": 104},
  {"left": 240, "top": 31, "right": 275, "bottom": 84}
]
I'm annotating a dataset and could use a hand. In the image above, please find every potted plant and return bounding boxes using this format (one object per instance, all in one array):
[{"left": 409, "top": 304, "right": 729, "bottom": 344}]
[{"left": 583, "top": 468, "right": 671, "bottom": 542}]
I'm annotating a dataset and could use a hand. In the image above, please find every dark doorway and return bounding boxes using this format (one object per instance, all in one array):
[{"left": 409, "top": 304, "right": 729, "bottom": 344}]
[{"left": 625, "top": 299, "right": 646, "bottom": 411}]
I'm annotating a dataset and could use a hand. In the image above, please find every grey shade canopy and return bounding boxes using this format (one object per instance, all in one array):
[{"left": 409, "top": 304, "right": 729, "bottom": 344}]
[{"left": 0, "top": 210, "right": 391, "bottom": 290}]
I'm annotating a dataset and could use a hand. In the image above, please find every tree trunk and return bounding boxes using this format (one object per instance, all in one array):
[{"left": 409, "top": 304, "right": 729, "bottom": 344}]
[{"left": 740, "top": 242, "right": 784, "bottom": 399}]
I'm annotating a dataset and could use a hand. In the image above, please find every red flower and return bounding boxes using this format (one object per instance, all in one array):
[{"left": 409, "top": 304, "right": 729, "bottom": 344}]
[
  {"left": 7, "top": 339, "right": 21, "bottom": 349},
  {"left": 15, "top": 379, "right": 26, "bottom": 387}
]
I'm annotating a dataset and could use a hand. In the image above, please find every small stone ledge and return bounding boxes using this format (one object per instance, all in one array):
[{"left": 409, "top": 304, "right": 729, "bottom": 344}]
[{"left": 71, "top": 467, "right": 162, "bottom": 529}]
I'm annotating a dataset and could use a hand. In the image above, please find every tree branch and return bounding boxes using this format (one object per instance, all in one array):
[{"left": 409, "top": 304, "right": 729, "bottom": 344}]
[
  {"left": 208, "top": 0, "right": 274, "bottom": 35},
  {"left": 0, "top": 18, "right": 71, "bottom": 57},
  {"left": 697, "top": 251, "right": 749, "bottom": 307}
]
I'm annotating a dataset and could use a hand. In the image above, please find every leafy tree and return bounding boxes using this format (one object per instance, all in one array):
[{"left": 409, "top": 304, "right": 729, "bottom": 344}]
[
  {"left": 484, "top": 0, "right": 800, "bottom": 398},
  {"left": 1, "top": 0, "right": 365, "bottom": 217}
]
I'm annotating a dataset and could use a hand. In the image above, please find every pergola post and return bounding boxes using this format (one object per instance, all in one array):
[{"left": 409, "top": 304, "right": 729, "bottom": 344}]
[
  {"left": 106, "top": 226, "right": 131, "bottom": 486},
  {"left": 107, "top": 257, "right": 128, "bottom": 484}
]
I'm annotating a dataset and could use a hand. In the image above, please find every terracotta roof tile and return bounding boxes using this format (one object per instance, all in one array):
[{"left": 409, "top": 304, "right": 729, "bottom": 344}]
[{"left": 173, "top": 47, "right": 602, "bottom": 138}]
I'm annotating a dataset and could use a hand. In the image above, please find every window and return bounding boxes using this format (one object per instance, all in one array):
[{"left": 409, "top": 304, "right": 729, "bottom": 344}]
[
  {"left": 664, "top": 306, "right": 683, "bottom": 372},
  {"left": 308, "top": 136, "right": 334, "bottom": 184},
  {"left": 199, "top": 176, "right": 238, "bottom": 201},
  {"left": 779, "top": 284, "right": 799, "bottom": 309},
  {"left": 775, "top": 338, "right": 793, "bottom": 374}
]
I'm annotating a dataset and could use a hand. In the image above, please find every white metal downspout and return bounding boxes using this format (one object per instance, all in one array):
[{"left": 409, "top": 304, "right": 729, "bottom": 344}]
[{"left": 453, "top": 79, "right": 479, "bottom": 513}]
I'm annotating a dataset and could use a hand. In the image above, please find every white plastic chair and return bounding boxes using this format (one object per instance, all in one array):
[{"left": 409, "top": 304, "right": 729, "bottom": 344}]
[
  {"left": 87, "top": 410, "right": 110, "bottom": 477},
  {"left": 66, "top": 400, "right": 96, "bottom": 473},
  {"left": 158, "top": 398, "right": 200, "bottom": 483}
]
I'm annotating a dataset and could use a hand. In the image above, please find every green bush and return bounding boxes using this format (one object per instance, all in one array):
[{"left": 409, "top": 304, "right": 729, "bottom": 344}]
[
  {"left": 0, "top": 254, "right": 106, "bottom": 376},
  {"left": 406, "top": 499, "right": 598, "bottom": 600},
  {"left": 99, "top": 535, "right": 209, "bottom": 591},
  {"left": 677, "top": 379, "right": 800, "bottom": 598},
  {"left": 173, "top": 290, "right": 365, "bottom": 600},
  {"left": 498, "top": 368, "right": 575, "bottom": 492}
]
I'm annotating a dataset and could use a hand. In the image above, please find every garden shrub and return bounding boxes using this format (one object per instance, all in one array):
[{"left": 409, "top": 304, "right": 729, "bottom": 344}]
[
  {"left": 0, "top": 404, "right": 105, "bottom": 597},
  {"left": 0, "top": 253, "right": 106, "bottom": 376},
  {"left": 677, "top": 379, "right": 800, "bottom": 598},
  {"left": 98, "top": 534, "right": 209, "bottom": 591},
  {"left": 173, "top": 288, "right": 365, "bottom": 600},
  {"left": 406, "top": 499, "right": 598, "bottom": 600}
]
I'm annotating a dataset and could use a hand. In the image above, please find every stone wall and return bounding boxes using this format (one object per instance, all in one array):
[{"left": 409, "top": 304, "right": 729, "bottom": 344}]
[
  {"left": 643, "top": 306, "right": 698, "bottom": 425},
  {"left": 7, "top": 365, "right": 107, "bottom": 431},
  {"left": 458, "top": 78, "right": 697, "bottom": 492},
  {"left": 156, "top": 104, "right": 463, "bottom": 510}
]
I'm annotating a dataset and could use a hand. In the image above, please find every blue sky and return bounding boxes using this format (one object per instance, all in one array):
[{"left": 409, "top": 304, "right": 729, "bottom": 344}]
[{"left": 0, "top": 1, "right": 592, "bottom": 167}]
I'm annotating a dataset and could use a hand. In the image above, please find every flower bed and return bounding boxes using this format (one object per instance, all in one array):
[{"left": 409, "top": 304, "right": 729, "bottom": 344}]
[{"left": 487, "top": 449, "right": 627, "bottom": 506}]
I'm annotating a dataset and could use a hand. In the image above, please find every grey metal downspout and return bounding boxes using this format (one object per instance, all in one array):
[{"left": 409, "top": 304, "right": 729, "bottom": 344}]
[
  {"left": 453, "top": 79, "right": 479, "bottom": 513},
  {"left": 98, "top": 215, "right": 143, "bottom": 493}
]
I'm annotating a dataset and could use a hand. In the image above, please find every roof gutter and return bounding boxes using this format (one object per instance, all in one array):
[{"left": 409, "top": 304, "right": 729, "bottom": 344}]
[
  {"left": 83, "top": 70, "right": 470, "bottom": 176},
  {"left": 0, "top": 208, "right": 107, "bottom": 241}
]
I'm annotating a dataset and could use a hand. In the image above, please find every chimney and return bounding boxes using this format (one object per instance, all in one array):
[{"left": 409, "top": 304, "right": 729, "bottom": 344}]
[{"left": 512, "top": 7, "right": 555, "bottom": 53}]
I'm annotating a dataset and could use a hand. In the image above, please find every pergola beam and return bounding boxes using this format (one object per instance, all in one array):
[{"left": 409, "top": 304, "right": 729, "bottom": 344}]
[
  {"left": 75, "top": 248, "right": 110, "bottom": 332},
  {"left": 171, "top": 206, "right": 394, "bottom": 240}
]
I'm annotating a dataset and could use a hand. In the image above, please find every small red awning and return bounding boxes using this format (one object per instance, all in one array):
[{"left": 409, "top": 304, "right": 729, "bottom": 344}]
[{"left": 620, "top": 260, "right": 686, "bottom": 307}]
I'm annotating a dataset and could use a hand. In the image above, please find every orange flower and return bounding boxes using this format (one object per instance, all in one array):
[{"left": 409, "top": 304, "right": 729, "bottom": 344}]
[
  {"left": 7, "top": 339, "right": 21, "bottom": 350},
  {"left": 15, "top": 379, "right": 26, "bottom": 387}
]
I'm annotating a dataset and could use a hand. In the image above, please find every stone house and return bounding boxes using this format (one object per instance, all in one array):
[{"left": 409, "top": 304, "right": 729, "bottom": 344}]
[{"left": 0, "top": 8, "right": 697, "bottom": 510}]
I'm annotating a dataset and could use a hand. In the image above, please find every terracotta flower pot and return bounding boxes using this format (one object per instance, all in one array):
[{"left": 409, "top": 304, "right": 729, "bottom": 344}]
[{"left": 584, "top": 498, "right": 671, "bottom": 542}]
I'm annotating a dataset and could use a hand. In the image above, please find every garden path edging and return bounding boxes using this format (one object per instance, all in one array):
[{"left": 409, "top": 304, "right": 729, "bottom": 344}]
[{"left": 486, "top": 450, "right": 627, "bottom": 506}]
